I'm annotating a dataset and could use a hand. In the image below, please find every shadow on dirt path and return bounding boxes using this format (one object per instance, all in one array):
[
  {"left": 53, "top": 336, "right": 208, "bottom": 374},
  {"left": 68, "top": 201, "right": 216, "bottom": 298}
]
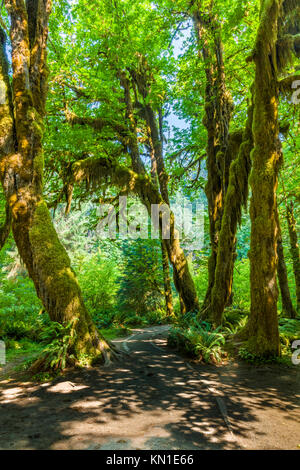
[{"left": 0, "top": 326, "right": 299, "bottom": 450}]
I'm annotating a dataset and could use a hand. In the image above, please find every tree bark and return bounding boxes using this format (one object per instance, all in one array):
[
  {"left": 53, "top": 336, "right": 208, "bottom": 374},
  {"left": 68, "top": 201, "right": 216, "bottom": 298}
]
[
  {"left": 0, "top": 1, "right": 113, "bottom": 365},
  {"left": 286, "top": 202, "right": 300, "bottom": 311},
  {"left": 122, "top": 68, "right": 199, "bottom": 314},
  {"left": 246, "top": 0, "right": 282, "bottom": 357},
  {"left": 276, "top": 212, "right": 297, "bottom": 318},
  {"left": 209, "top": 108, "right": 253, "bottom": 326},
  {"left": 193, "top": 9, "right": 233, "bottom": 313},
  {"left": 161, "top": 240, "right": 174, "bottom": 318},
  {"left": 148, "top": 129, "right": 174, "bottom": 318}
]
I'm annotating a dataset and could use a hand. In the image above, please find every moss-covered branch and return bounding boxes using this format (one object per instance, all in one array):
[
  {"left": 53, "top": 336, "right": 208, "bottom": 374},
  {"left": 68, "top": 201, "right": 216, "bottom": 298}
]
[
  {"left": 72, "top": 155, "right": 199, "bottom": 313},
  {"left": 278, "top": 74, "right": 300, "bottom": 94},
  {"left": 66, "top": 111, "right": 131, "bottom": 143}
]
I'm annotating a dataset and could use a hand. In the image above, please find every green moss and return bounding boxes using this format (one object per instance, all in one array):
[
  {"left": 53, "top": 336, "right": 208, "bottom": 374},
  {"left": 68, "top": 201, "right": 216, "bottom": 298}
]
[
  {"left": 209, "top": 104, "right": 254, "bottom": 325},
  {"left": 29, "top": 201, "right": 75, "bottom": 295},
  {"left": 246, "top": 332, "right": 281, "bottom": 358}
]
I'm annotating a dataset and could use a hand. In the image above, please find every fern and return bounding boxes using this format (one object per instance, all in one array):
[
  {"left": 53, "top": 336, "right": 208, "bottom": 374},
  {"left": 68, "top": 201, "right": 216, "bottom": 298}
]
[{"left": 168, "top": 325, "right": 226, "bottom": 364}]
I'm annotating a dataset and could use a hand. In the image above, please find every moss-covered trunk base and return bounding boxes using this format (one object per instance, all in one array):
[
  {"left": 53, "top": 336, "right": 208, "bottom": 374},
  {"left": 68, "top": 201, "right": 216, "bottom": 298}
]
[{"left": 12, "top": 200, "right": 118, "bottom": 369}]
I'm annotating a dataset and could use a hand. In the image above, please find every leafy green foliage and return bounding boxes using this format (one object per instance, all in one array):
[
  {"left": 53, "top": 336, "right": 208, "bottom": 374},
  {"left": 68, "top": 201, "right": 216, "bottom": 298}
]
[
  {"left": 168, "top": 325, "right": 226, "bottom": 364},
  {"left": 78, "top": 253, "right": 118, "bottom": 323},
  {"left": 279, "top": 318, "right": 300, "bottom": 354},
  {"left": 37, "top": 320, "right": 76, "bottom": 371},
  {"left": 0, "top": 276, "right": 45, "bottom": 342},
  {"left": 168, "top": 311, "right": 227, "bottom": 363},
  {"left": 0, "top": 0, "right": 299, "bottom": 373},
  {"left": 222, "top": 309, "right": 248, "bottom": 334},
  {"left": 116, "top": 239, "right": 165, "bottom": 320}
]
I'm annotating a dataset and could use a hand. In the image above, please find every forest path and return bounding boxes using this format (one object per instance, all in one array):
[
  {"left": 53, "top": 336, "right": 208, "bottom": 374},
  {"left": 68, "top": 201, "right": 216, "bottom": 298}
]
[{"left": 0, "top": 325, "right": 299, "bottom": 450}]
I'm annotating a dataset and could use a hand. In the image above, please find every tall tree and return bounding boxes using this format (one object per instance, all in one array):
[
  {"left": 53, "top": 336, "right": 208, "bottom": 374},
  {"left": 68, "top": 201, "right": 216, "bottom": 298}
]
[
  {"left": 147, "top": 114, "right": 174, "bottom": 318},
  {"left": 192, "top": 3, "right": 234, "bottom": 314},
  {"left": 55, "top": 0, "right": 200, "bottom": 315},
  {"left": 0, "top": 0, "right": 113, "bottom": 364},
  {"left": 129, "top": 59, "right": 199, "bottom": 313},
  {"left": 246, "top": 0, "right": 299, "bottom": 356},
  {"left": 209, "top": 109, "right": 252, "bottom": 325}
]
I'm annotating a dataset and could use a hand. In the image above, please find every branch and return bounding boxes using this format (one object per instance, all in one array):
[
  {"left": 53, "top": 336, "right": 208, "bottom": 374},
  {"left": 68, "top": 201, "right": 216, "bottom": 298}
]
[
  {"left": 278, "top": 74, "right": 300, "bottom": 94},
  {"left": 5, "top": 0, "right": 30, "bottom": 101},
  {"left": 71, "top": 156, "right": 163, "bottom": 210},
  {"left": 65, "top": 111, "right": 130, "bottom": 141}
]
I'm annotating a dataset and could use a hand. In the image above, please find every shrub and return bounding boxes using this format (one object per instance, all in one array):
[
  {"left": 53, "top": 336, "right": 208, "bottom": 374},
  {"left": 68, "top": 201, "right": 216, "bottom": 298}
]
[
  {"left": 78, "top": 252, "right": 118, "bottom": 318},
  {"left": 32, "top": 320, "right": 77, "bottom": 372},
  {"left": 168, "top": 325, "right": 226, "bottom": 364},
  {"left": 232, "top": 259, "right": 251, "bottom": 311},
  {"left": 117, "top": 239, "right": 164, "bottom": 317},
  {"left": 222, "top": 308, "right": 248, "bottom": 334},
  {"left": 0, "top": 277, "right": 45, "bottom": 342},
  {"left": 193, "top": 260, "right": 209, "bottom": 302},
  {"left": 278, "top": 318, "right": 300, "bottom": 355}
]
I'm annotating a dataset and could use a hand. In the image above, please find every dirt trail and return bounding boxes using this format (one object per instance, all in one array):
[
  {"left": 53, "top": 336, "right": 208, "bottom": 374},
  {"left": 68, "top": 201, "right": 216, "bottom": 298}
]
[{"left": 0, "top": 325, "right": 299, "bottom": 450}]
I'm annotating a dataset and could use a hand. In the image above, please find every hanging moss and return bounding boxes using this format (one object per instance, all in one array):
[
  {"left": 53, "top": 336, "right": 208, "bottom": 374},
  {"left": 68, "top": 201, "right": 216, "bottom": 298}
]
[
  {"left": 276, "top": 35, "right": 295, "bottom": 70},
  {"left": 193, "top": 8, "right": 234, "bottom": 313},
  {"left": 277, "top": 0, "right": 300, "bottom": 68},
  {"left": 209, "top": 105, "right": 253, "bottom": 326},
  {"left": 282, "top": 0, "right": 299, "bottom": 14},
  {"left": 72, "top": 155, "right": 199, "bottom": 314}
]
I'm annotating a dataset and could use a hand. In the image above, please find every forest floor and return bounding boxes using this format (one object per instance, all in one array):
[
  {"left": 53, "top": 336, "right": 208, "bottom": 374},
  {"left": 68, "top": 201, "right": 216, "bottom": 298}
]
[{"left": 0, "top": 325, "right": 299, "bottom": 450}]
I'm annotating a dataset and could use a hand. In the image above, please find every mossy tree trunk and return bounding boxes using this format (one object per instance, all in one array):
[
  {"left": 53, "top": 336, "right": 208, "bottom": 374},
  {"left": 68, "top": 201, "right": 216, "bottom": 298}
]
[
  {"left": 193, "top": 8, "right": 233, "bottom": 314},
  {"left": 161, "top": 240, "right": 175, "bottom": 318},
  {"left": 122, "top": 67, "right": 199, "bottom": 314},
  {"left": 209, "top": 108, "right": 253, "bottom": 326},
  {"left": 148, "top": 128, "right": 174, "bottom": 318},
  {"left": 286, "top": 202, "right": 300, "bottom": 311},
  {"left": 246, "top": 0, "right": 283, "bottom": 357},
  {"left": 0, "top": 1, "right": 113, "bottom": 364},
  {"left": 276, "top": 210, "right": 297, "bottom": 318},
  {"left": 144, "top": 103, "right": 199, "bottom": 314}
]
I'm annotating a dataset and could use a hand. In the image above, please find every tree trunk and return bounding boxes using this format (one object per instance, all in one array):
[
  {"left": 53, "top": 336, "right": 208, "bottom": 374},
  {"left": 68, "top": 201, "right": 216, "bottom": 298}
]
[
  {"left": 246, "top": 0, "right": 282, "bottom": 357},
  {"left": 0, "top": 1, "right": 113, "bottom": 365},
  {"left": 193, "top": 9, "right": 233, "bottom": 313},
  {"left": 144, "top": 104, "right": 199, "bottom": 313},
  {"left": 161, "top": 240, "right": 174, "bottom": 318},
  {"left": 122, "top": 68, "right": 199, "bottom": 314},
  {"left": 277, "top": 213, "right": 297, "bottom": 318},
  {"left": 148, "top": 128, "right": 174, "bottom": 318},
  {"left": 210, "top": 108, "right": 253, "bottom": 326},
  {"left": 286, "top": 202, "right": 300, "bottom": 311}
]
